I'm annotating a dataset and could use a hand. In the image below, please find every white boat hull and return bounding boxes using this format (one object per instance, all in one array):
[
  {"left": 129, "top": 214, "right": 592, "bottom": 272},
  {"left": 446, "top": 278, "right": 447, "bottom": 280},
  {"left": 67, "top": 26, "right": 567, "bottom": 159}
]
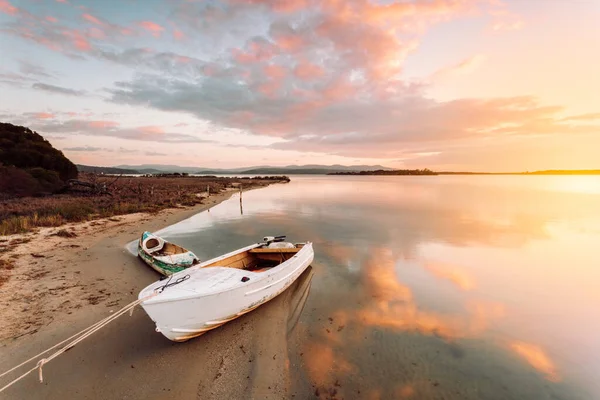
[{"left": 139, "top": 242, "right": 314, "bottom": 341}]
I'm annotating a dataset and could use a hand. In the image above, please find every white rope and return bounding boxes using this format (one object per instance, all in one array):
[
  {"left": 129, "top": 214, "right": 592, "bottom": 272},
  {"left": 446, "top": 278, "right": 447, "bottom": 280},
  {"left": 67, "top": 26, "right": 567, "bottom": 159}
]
[{"left": 0, "top": 293, "right": 157, "bottom": 394}]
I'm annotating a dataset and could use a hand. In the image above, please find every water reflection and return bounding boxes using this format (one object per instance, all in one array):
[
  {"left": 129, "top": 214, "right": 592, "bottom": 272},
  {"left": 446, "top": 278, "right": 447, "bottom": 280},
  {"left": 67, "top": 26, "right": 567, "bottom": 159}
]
[
  {"left": 287, "top": 266, "right": 314, "bottom": 335},
  {"left": 509, "top": 341, "right": 560, "bottom": 382},
  {"left": 150, "top": 176, "right": 599, "bottom": 399}
]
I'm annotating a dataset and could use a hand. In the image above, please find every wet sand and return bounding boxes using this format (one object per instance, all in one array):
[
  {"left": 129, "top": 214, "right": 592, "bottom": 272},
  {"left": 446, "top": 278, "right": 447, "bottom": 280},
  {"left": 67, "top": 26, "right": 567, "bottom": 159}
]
[{"left": 0, "top": 186, "right": 311, "bottom": 399}]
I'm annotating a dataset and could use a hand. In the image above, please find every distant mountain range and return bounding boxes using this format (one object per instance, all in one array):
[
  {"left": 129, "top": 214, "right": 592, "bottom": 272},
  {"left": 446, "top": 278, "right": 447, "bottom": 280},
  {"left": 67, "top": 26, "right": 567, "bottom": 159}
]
[
  {"left": 77, "top": 164, "right": 142, "bottom": 174},
  {"left": 103, "top": 164, "right": 394, "bottom": 175},
  {"left": 77, "top": 164, "right": 600, "bottom": 176}
]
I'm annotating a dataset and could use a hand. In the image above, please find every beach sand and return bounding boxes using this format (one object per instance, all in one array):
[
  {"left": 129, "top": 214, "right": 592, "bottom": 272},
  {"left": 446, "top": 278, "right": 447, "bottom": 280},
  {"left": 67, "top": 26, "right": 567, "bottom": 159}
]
[{"left": 0, "top": 186, "right": 310, "bottom": 399}]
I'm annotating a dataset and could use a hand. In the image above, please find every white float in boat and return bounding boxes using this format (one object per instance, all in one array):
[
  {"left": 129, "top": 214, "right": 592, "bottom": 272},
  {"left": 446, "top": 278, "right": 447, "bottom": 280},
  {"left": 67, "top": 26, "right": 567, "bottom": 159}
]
[{"left": 138, "top": 235, "right": 314, "bottom": 342}]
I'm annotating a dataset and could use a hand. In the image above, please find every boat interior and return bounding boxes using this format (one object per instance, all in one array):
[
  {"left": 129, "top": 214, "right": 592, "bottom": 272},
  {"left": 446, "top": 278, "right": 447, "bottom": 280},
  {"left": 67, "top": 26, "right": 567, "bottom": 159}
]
[
  {"left": 203, "top": 244, "right": 305, "bottom": 273},
  {"left": 144, "top": 238, "right": 189, "bottom": 257}
]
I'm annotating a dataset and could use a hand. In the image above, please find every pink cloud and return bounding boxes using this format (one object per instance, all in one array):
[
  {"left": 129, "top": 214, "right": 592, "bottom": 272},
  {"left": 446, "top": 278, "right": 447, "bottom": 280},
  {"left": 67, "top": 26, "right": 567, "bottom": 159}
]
[
  {"left": 88, "top": 27, "right": 106, "bottom": 40},
  {"left": 88, "top": 120, "right": 119, "bottom": 129},
  {"left": 139, "top": 21, "right": 165, "bottom": 37},
  {"left": 230, "top": 0, "right": 308, "bottom": 13},
  {"left": 173, "top": 29, "right": 185, "bottom": 40},
  {"left": 138, "top": 126, "right": 164, "bottom": 134},
  {"left": 0, "top": 0, "right": 18, "bottom": 15},
  {"left": 232, "top": 40, "right": 277, "bottom": 64},
  {"left": 175, "top": 55, "right": 193, "bottom": 64},
  {"left": 492, "top": 20, "right": 524, "bottom": 31},
  {"left": 55, "top": 0, "right": 67, "bottom": 3},
  {"left": 322, "top": 77, "right": 356, "bottom": 101},
  {"left": 64, "top": 30, "right": 92, "bottom": 51},
  {"left": 35, "top": 112, "right": 55, "bottom": 120},
  {"left": 293, "top": 61, "right": 324, "bottom": 80},
  {"left": 202, "top": 63, "right": 221, "bottom": 76},
  {"left": 256, "top": 81, "right": 282, "bottom": 98},
  {"left": 82, "top": 13, "right": 102, "bottom": 26},
  {"left": 263, "top": 64, "right": 286, "bottom": 80},
  {"left": 273, "top": 33, "right": 304, "bottom": 52},
  {"left": 45, "top": 16, "right": 58, "bottom": 23}
]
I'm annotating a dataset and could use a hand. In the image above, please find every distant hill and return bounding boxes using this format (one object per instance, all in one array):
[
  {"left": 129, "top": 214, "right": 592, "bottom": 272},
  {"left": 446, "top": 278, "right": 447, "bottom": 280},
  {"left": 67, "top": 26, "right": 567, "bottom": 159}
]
[
  {"left": 77, "top": 164, "right": 140, "bottom": 174},
  {"left": 114, "top": 164, "right": 393, "bottom": 175},
  {"left": 0, "top": 122, "right": 78, "bottom": 197},
  {"left": 114, "top": 164, "right": 203, "bottom": 174},
  {"left": 330, "top": 169, "right": 437, "bottom": 176}
]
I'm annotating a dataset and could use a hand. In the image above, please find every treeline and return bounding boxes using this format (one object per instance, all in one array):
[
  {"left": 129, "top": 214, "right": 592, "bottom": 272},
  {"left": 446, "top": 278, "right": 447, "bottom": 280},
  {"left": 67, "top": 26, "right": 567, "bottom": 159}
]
[
  {"left": 329, "top": 169, "right": 437, "bottom": 176},
  {"left": 0, "top": 123, "right": 78, "bottom": 198}
]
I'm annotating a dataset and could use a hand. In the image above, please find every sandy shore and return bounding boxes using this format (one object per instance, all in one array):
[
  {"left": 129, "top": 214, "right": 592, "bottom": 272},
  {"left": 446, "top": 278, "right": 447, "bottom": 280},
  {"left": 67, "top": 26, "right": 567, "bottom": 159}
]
[{"left": 0, "top": 185, "right": 310, "bottom": 399}]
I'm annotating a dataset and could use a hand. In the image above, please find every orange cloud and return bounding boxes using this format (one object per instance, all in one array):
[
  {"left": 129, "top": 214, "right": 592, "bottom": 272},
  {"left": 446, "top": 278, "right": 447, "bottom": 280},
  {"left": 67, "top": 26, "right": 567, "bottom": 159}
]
[
  {"left": 45, "top": 16, "right": 58, "bottom": 23},
  {"left": 423, "top": 260, "right": 476, "bottom": 291},
  {"left": 0, "top": 0, "right": 17, "bottom": 15},
  {"left": 302, "top": 341, "right": 355, "bottom": 396},
  {"left": 432, "top": 54, "right": 487, "bottom": 82},
  {"left": 395, "top": 384, "right": 415, "bottom": 398},
  {"left": 562, "top": 113, "right": 600, "bottom": 122},
  {"left": 139, "top": 21, "right": 165, "bottom": 37},
  {"left": 355, "top": 248, "right": 504, "bottom": 339},
  {"left": 509, "top": 341, "right": 560, "bottom": 382}
]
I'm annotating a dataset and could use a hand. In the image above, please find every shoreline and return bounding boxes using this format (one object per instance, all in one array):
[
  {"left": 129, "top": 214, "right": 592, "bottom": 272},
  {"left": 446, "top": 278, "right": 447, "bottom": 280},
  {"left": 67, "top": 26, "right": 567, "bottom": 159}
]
[
  {"left": 0, "top": 182, "right": 304, "bottom": 399},
  {"left": 0, "top": 188, "right": 240, "bottom": 343}
]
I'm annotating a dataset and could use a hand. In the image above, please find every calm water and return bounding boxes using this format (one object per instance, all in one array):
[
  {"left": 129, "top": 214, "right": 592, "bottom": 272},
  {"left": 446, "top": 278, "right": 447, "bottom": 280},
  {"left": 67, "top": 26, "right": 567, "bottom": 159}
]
[{"left": 153, "top": 175, "right": 600, "bottom": 399}]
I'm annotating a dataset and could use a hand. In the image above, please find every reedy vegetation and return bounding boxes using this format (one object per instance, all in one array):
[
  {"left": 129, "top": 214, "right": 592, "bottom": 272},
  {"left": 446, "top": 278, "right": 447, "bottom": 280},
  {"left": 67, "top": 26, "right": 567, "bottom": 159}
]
[{"left": 0, "top": 175, "right": 286, "bottom": 235}]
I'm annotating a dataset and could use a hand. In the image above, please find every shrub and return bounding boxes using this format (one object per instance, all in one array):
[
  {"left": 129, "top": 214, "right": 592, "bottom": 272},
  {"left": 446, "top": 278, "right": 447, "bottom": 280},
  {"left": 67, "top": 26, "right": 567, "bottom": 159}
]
[{"left": 0, "top": 166, "right": 39, "bottom": 197}]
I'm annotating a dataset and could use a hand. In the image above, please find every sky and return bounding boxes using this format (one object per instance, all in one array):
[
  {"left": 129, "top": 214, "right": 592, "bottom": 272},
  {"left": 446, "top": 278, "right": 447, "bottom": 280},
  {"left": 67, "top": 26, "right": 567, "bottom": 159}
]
[{"left": 0, "top": 0, "right": 599, "bottom": 171}]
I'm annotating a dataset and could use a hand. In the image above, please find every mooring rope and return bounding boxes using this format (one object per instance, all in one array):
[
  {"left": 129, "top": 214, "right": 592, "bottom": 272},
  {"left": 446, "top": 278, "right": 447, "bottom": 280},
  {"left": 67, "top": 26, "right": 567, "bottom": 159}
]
[{"left": 0, "top": 293, "right": 157, "bottom": 394}]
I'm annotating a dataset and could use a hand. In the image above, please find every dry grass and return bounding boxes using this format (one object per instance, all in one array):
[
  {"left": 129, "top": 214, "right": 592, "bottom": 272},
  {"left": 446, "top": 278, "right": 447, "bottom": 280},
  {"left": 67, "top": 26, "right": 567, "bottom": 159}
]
[{"left": 0, "top": 175, "right": 287, "bottom": 235}]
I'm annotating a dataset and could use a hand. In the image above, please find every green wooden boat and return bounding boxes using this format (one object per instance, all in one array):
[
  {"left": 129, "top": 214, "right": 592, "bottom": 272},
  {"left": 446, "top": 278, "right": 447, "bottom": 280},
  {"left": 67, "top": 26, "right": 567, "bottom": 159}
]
[{"left": 137, "top": 231, "right": 199, "bottom": 276}]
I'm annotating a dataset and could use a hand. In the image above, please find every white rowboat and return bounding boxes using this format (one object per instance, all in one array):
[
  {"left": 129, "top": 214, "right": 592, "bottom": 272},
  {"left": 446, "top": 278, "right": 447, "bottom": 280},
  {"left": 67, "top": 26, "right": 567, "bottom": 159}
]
[{"left": 138, "top": 236, "right": 314, "bottom": 342}]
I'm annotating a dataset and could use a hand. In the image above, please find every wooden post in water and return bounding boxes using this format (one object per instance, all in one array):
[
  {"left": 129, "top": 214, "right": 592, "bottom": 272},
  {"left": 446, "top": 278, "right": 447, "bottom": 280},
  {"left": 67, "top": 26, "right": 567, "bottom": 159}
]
[{"left": 239, "top": 184, "right": 243, "bottom": 215}]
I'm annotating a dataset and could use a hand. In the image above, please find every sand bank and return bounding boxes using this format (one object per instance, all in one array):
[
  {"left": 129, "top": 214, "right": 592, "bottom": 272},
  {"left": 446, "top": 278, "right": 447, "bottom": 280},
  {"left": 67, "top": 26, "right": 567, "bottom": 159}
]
[{"left": 0, "top": 185, "right": 311, "bottom": 399}]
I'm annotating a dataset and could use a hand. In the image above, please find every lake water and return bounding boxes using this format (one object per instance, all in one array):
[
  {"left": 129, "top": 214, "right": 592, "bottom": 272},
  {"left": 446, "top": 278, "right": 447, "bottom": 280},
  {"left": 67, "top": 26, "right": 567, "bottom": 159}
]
[{"left": 152, "top": 175, "right": 600, "bottom": 399}]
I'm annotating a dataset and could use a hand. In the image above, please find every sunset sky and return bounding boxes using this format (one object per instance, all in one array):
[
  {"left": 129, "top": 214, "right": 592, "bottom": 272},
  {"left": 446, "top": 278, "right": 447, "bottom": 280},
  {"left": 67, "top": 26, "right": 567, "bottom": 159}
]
[{"left": 1, "top": 0, "right": 599, "bottom": 171}]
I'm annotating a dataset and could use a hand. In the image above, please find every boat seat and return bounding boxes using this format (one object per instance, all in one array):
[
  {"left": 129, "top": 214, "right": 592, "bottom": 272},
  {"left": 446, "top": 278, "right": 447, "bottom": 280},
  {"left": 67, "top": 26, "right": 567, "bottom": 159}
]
[{"left": 144, "top": 237, "right": 165, "bottom": 254}]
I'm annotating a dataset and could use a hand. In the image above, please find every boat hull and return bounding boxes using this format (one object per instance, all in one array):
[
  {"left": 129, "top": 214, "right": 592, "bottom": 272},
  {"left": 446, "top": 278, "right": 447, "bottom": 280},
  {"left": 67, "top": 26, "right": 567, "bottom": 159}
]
[
  {"left": 137, "top": 232, "right": 198, "bottom": 276},
  {"left": 139, "top": 243, "right": 314, "bottom": 341},
  {"left": 137, "top": 243, "right": 193, "bottom": 276}
]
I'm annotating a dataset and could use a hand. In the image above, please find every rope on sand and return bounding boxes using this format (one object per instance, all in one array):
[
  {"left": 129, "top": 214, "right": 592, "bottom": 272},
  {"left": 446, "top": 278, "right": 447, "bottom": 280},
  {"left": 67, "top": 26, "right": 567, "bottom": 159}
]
[{"left": 0, "top": 293, "right": 157, "bottom": 394}]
